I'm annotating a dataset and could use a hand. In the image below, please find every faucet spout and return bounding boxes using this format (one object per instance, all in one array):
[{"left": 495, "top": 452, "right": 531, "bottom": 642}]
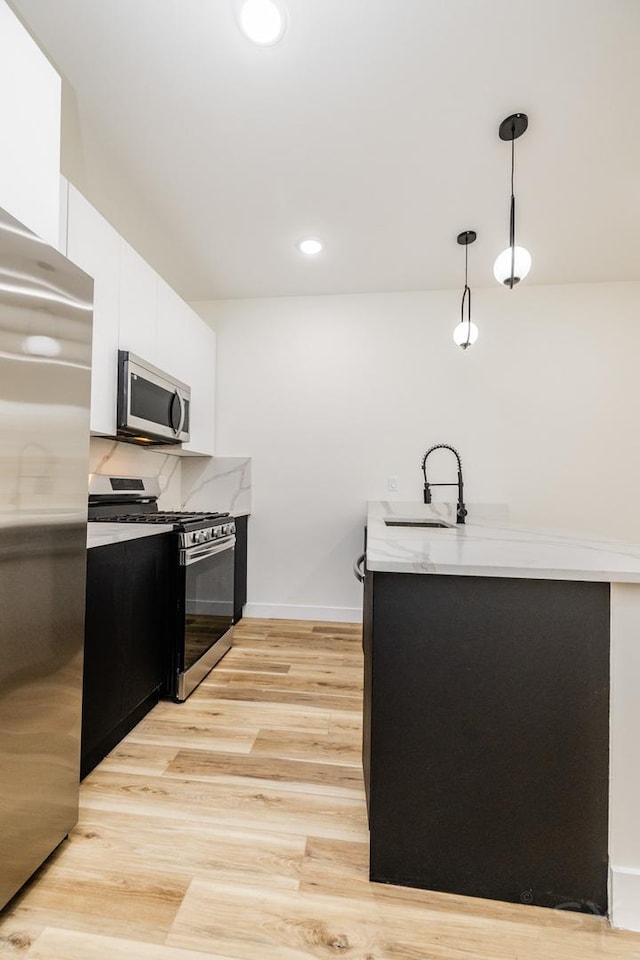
[{"left": 421, "top": 443, "right": 467, "bottom": 524}]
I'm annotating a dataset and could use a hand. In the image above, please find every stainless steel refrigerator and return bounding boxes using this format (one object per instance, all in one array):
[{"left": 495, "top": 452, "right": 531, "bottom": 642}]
[{"left": 0, "top": 206, "right": 92, "bottom": 909}]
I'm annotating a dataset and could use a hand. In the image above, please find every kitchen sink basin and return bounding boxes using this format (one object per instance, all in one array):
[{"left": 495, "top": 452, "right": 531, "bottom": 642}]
[{"left": 384, "top": 519, "right": 454, "bottom": 528}]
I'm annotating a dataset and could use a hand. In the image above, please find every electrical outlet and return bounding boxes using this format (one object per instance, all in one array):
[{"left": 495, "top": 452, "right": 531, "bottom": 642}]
[{"left": 387, "top": 475, "right": 399, "bottom": 492}]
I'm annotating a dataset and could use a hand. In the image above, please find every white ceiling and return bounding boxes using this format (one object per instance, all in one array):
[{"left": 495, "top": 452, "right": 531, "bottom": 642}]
[{"left": 10, "top": 0, "right": 640, "bottom": 300}]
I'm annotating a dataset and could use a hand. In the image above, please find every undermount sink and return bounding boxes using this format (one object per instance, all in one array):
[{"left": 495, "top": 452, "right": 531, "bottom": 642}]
[{"left": 384, "top": 518, "right": 454, "bottom": 529}]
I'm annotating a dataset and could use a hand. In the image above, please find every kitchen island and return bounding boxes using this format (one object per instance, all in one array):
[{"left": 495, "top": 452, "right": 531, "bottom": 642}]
[{"left": 363, "top": 501, "right": 640, "bottom": 931}]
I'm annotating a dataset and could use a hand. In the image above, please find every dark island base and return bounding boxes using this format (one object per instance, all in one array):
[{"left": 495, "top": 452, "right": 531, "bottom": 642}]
[{"left": 364, "top": 571, "right": 610, "bottom": 914}]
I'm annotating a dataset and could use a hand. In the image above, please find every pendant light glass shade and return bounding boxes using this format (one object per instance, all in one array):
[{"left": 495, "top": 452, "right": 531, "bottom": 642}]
[
  {"left": 453, "top": 319, "right": 479, "bottom": 348},
  {"left": 493, "top": 245, "right": 532, "bottom": 286}
]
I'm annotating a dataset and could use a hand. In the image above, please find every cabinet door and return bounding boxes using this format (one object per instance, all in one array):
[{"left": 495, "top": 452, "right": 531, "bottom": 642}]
[
  {"left": 81, "top": 543, "right": 126, "bottom": 776},
  {"left": 182, "top": 314, "right": 216, "bottom": 456},
  {"left": 67, "top": 185, "right": 121, "bottom": 435},
  {"left": 0, "top": 1, "right": 61, "bottom": 245},
  {"left": 155, "top": 277, "right": 192, "bottom": 381},
  {"left": 122, "top": 535, "right": 171, "bottom": 712},
  {"left": 119, "top": 240, "right": 158, "bottom": 361},
  {"left": 82, "top": 534, "right": 172, "bottom": 778},
  {"left": 157, "top": 281, "right": 216, "bottom": 456}
]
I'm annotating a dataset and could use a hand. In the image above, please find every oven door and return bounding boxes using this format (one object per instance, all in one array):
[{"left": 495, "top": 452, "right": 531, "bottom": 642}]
[{"left": 174, "top": 536, "right": 235, "bottom": 701}]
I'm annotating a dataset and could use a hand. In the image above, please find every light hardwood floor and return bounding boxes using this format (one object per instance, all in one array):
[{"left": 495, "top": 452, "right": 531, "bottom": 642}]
[{"left": 1, "top": 618, "right": 639, "bottom": 959}]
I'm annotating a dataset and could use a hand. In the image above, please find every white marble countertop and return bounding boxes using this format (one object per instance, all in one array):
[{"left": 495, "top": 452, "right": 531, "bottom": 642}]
[
  {"left": 366, "top": 501, "right": 640, "bottom": 583},
  {"left": 87, "top": 522, "right": 174, "bottom": 550}
]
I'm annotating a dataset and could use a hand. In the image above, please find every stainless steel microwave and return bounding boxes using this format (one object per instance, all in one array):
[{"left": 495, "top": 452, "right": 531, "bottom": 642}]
[{"left": 117, "top": 351, "right": 190, "bottom": 445}]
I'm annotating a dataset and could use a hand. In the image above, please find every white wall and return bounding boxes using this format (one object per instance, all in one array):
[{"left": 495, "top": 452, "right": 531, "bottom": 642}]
[{"left": 193, "top": 282, "right": 640, "bottom": 621}]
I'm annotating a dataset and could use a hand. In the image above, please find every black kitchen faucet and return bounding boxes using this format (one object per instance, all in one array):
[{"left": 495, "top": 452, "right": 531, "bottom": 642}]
[{"left": 421, "top": 444, "right": 467, "bottom": 524}]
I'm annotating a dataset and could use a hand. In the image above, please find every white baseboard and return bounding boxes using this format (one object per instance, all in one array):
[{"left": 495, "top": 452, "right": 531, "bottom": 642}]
[
  {"left": 243, "top": 603, "right": 362, "bottom": 624},
  {"left": 610, "top": 866, "right": 640, "bottom": 932}
]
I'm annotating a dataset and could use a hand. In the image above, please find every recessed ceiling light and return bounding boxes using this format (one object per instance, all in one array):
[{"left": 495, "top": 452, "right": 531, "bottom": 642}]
[
  {"left": 238, "top": 0, "right": 287, "bottom": 46},
  {"left": 298, "top": 238, "right": 323, "bottom": 256}
]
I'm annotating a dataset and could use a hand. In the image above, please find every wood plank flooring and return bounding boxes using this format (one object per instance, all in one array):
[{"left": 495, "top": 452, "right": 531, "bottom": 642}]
[{"left": 1, "top": 618, "right": 639, "bottom": 959}]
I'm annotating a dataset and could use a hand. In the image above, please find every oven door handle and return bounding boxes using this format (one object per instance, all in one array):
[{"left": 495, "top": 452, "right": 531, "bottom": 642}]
[{"left": 180, "top": 536, "right": 235, "bottom": 566}]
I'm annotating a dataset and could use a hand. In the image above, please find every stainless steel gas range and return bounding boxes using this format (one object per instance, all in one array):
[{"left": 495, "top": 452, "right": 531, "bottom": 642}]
[{"left": 88, "top": 475, "right": 235, "bottom": 700}]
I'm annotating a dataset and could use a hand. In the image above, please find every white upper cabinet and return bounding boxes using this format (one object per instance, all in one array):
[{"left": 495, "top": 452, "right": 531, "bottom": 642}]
[
  {"left": 67, "top": 184, "right": 121, "bottom": 435},
  {"left": 157, "top": 277, "right": 216, "bottom": 456},
  {"left": 0, "top": 0, "right": 61, "bottom": 245},
  {"left": 63, "top": 186, "right": 215, "bottom": 454},
  {"left": 156, "top": 277, "right": 191, "bottom": 381},
  {"left": 182, "top": 317, "right": 216, "bottom": 457},
  {"left": 118, "top": 241, "right": 158, "bottom": 360}
]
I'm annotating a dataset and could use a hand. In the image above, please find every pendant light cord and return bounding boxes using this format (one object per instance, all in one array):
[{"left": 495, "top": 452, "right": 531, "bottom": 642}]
[{"left": 511, "top": 133, "right": 515, "bottom": 197}]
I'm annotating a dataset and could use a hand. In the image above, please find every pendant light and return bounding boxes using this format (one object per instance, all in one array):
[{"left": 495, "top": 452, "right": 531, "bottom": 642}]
[
  {"left": 493, "top": 113, "right": 531, "bottom": 287},
  {"left": 452, "top": 230, "right": 478, "bottom": 350}
]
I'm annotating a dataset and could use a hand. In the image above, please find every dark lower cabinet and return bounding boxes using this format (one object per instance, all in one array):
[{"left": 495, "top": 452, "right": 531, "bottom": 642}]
[
  {"left": 81, "top": 534, "right": 172, "bottom": 779},
  {"left": 233, "top": 514, "right": 248, "bottom": 623},
  {"left": 363, "top": 569, "right": 610, "bottom": 915}
]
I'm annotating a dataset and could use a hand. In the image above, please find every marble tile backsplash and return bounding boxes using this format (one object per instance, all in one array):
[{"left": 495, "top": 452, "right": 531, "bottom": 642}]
[
  {"left": 89, "top": 438, "right": 183, "bottom": 510},
  {"left": 88, "top": 439, "right": 252, "bottom": 516},
  {"left": 181, "top": 457, "right": 251, "bottom": 516}
]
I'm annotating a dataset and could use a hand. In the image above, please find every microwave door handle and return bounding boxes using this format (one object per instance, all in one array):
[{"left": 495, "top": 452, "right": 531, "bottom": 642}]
[
  {"left": 170, "top": 391, "right": 181, "bottom": 435},
  {"left": 177, "top": 392, "right": 186, "bottom": 436}
]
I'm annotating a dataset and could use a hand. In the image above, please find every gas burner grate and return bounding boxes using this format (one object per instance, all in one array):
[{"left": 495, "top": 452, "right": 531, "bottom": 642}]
[{"left": 90, "top": 510, "right": 231, "bottom": 529}]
